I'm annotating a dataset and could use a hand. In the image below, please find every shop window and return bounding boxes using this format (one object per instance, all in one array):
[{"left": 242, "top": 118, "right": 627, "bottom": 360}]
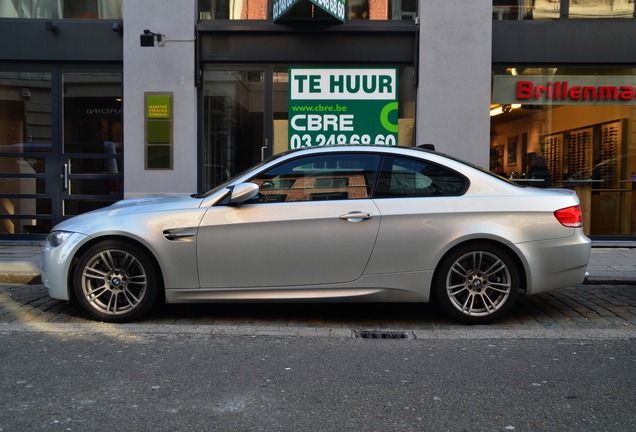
[{"left": 490, "top": 67, "right": 636, "bottom": 237}]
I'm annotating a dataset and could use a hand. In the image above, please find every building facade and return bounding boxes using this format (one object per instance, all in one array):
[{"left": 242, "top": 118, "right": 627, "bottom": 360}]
[{"left": 1, "top": 0, "right": 635, "bottom": 241}]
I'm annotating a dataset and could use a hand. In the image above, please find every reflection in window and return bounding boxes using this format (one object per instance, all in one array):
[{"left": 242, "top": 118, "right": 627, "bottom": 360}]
[
  {"left": 375, "top": 156, "right": 467, "bottom": 198},
  {"left": 62, "top": 0, "right": 122, "bottom": 19},
  {"left": 251, "top": 153, "right": 380, "bottom": 202},
  {"left": 493, "top": 0, "right": 537, "bottom": 20},
  {"left": 493, "top": 0, "right": 635, "bottom": 20},
  {"left": 569, "top": 0, "right": 634, "bottom": 19},
  {"left": 0, "top": 0, "right": 122, "bottom": 19},
  {"left": 199, "top": 0, "right": 267, "bottom": 19},
  {"left": 0, "top": 71, "right": 52, "bottom": 235},
  {"left": 348, "top": 0, "right": 418, "bottom": 20},
  {"left": 0, "top": 0, "right": 53, "bottom": 18}
]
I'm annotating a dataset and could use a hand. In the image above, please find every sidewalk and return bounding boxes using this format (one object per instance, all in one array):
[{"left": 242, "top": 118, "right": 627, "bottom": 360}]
[{"left": 0, "top": 241, "right": 635, "bottom": 286}]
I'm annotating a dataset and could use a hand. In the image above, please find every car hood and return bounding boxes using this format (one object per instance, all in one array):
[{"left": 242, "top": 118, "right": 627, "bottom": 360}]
[
  {"left": 52, "top": 194, "right": 204, "bottom": 233},
  {"left": 109, "top": 194, "right": 201, "bottom": 209}
]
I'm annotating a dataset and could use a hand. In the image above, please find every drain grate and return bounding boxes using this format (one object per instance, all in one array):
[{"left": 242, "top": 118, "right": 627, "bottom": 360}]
[{"left": 354, "top": 330, "right": 413, "bottom": 339}]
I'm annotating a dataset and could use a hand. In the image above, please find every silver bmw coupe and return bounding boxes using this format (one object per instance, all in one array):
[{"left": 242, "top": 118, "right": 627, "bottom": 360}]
[{"left": 42, "top": 145, "right": 591, "bottom": 324}]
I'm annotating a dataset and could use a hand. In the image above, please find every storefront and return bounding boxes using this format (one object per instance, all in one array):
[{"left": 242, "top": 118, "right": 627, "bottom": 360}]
[
  {"left": 199, "top": 65, "right": 416, "bottom": 191},
  {"left": 197, "top": 6, "right": 418, "bottom": 190},
  {"left": 0, "top": 67, "right": 123, "bottom": 239},
  {"left": 490, "top": 68, "right": 636, "bottom": 237},
  {"left": 6, "top": 0, "right": 636, "bottom": 241}
]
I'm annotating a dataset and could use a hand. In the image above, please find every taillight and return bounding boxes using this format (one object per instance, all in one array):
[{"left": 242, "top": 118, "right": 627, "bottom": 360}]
[{"left": 554, "top": 206, "right": 583, "bottom": 228}]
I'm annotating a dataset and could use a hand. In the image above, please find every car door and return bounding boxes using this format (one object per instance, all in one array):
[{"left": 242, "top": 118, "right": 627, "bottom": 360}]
[{"left": 196, "top": 152, "right": 382, "bottom": 288}]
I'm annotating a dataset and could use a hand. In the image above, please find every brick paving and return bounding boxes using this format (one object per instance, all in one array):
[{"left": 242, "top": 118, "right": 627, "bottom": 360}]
[{"left": 1, "top": 282, "right": 635, "bottom": 337}]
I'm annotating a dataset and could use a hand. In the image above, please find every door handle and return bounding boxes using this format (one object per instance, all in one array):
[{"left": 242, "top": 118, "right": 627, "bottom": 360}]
[
  {"left": 63, "top": 163, "right": 69, "bottom": 191},
  {"left": 339, "top": 212, "right": 373, "bottom": 222},
  {"left": 261, "top": 138, "right": 269, "bottom": 161}
]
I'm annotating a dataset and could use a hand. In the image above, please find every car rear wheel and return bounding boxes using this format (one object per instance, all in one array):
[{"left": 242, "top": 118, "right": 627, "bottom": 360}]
[
  {"left": 434, "top": 244, "right": 519, "bottom": 324},
  {"left": 73, "top": 240, "right": 160, "bottom": 323}
]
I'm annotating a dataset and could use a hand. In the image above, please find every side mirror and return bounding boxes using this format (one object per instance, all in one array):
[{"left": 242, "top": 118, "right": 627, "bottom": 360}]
[{"left": 228, "top": 182, "right": 260, "bottom": 204}]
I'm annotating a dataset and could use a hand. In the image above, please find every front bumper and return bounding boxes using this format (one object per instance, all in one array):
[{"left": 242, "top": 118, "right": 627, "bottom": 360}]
[{"left": 41, "top": 232, "right": 89, "bottom": 301}]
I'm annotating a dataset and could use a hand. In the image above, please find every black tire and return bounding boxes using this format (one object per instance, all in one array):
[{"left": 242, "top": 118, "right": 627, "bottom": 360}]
[
  {"left": 73, "top": 240, "right": 160, "bottom": 323},
  {"left": 434, "top": 243, "right": 519, "bottom": 324}
]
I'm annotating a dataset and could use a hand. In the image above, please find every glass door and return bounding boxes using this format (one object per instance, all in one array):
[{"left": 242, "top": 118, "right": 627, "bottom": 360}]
[
  {"left": 201, "top": 68, "right": 267, "bottom": 192},
  {"left": 61, "top": 72, "right": 123, "bottom": 217}
]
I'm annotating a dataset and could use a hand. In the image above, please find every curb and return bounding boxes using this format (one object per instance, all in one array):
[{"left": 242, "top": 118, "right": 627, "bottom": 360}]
[
  {"left": 0, "top": 274, "right": 41, "bottom": 285},
  {"left": 585, "top": 277, "right": 636, "bottom": 285}
]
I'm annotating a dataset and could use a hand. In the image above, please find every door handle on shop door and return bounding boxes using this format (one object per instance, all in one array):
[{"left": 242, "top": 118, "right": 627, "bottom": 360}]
[
  {"left": 61, "top": 164, "right": 69, "bottom": 190},
  {"left": 339, "top": 212, "right": 373, "bottom": 222}
]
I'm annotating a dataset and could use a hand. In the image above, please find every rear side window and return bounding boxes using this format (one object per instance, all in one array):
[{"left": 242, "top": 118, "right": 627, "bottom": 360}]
[{"left": 374, "top": 156, "right": 467, "bottom": 198}]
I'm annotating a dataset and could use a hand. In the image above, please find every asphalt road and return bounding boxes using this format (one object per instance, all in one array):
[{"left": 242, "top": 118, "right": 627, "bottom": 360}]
[{"left": 1, "top": 330, "right": 635, "bottom": 432}]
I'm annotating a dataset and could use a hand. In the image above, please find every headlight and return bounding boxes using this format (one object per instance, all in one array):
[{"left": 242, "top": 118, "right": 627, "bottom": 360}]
[{"left": 47, "top": 231, "right": 74, "bottom": 248}]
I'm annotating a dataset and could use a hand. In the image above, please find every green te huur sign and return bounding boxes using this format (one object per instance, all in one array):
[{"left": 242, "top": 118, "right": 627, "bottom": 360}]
[{"left": 288, "top": 68, "right": 399, "bottom": 149}]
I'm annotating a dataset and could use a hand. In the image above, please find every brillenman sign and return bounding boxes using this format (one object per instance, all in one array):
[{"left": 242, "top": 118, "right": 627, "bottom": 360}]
[
  {"left": 494, "top": 75, "right": 636, "bottom": 105},
  {"left": 288, "top": 67, "right": 398, "bottom": 149}
]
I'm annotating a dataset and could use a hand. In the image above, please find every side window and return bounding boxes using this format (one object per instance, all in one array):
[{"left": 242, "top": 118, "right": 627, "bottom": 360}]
[
  {"left": 250, "top": 153, "right": 381, "bottom": 203},
  {"left": 375, "top": 156, "right": 467, "bottom": 198}
]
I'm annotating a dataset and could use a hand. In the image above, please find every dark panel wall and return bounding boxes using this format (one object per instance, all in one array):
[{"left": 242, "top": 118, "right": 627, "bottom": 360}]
[
  {"left": 492, "top": 20, "right": 636, "bottom": 65},
  {"left": 0, "top": 20, "right": 123, "bottom": 61},
  {"left": 198, "top": 22, "right": 417, "bottom": 63}
]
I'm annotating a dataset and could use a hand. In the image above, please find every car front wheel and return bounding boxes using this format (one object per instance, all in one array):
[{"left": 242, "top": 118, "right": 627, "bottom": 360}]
[
  {"left": 73, "top": 241, "right": 160, "bottom": 323},
  {"left": 434, "top": 244, "right": 519, "bottom": 324}
]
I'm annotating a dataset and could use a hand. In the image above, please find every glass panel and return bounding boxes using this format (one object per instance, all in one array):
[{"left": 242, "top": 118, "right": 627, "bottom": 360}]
[
  {"left": 0, "top": 178, "right": 46, "bottom": 193},
  {"left": 493, "top": 0, "right": 541, "bottom": 20},
  {"left": 0, "top": 71, "right": 52, "bottom": 235},
  {"left": 62, "top": 0, "right": 123, "bottom": 19},
  {"left": 202, "top": 70, "right": 264, "bottom": 191},
  {"left": 491, "top": 67, "right": 636, "bottom": 236},
  {"left": 63, "top": 72, "right": 123, "bottom": 200},
  {"left": 0, "top": 156, "right": 45, "bottom": 174},
  {"left": 0, "top": 0, "right": 53, "bottom": 18},
  {"left": 349, "top": 0, "right": 417, "bottom": 19},
  {"left": 251, "top": 153, "right": 380, "bottom": 202},
  {"left": 68, "top": 179, "right": 121, "bottom": 195},
  {"left": 272, "top": 66, "right": 415, "bottom": 156},
  {"left": 69, "top": 157, "right": 120, "bottom": 174},
  {"left": 64, "top": 199, "right": 118, "bottom": 216},
  {"left": 0, "top": 0, "right": 123, "bottom": 19},
  {"left": 569, "top": 0, "right": 634, "bottom": 18},
  {"left": 0, "top": 218, "right": 51, "bottom": 234},
  {"left": 199, "top": 0, "right": 267, "bottom": 19},
  {"left": 376, "top": 156, "right": 466, "bottom": 198}
]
